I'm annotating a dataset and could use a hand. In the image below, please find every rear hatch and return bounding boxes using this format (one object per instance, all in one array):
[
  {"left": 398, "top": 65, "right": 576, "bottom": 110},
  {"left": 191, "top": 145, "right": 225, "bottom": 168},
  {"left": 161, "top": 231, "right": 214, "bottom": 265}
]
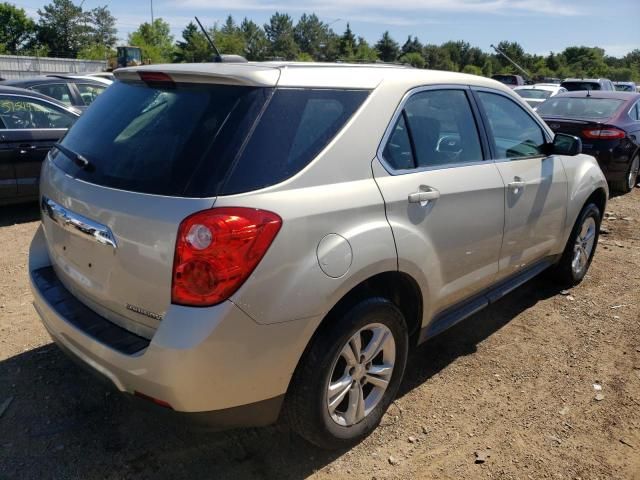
[
  {"left": 538, "top": 96, "right": 627, "bottom": 153},
  {"left": 39, "top": 67, "right": 372, "bottom": 338},
  {"left": 39, "top": 71, "right": 277, "bottom": 337}
]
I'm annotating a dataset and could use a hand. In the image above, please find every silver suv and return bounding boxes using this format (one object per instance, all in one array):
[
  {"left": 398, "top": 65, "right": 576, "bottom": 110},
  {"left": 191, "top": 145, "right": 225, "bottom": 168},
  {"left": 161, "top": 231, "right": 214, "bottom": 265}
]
[{"left": 29, "top": 63, "right": 608, "bottom": 449}]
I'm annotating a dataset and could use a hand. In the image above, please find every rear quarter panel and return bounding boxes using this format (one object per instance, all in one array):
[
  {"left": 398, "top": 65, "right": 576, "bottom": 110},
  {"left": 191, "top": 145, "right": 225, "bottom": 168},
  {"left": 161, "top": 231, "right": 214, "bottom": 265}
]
[{"left": 561, "top": 153, "right": 608, "bottom": 243}]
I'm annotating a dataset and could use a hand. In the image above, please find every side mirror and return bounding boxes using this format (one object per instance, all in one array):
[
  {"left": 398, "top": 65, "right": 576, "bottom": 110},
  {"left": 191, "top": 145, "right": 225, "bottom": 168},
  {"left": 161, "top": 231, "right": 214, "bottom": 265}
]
[{"left": 550, "top": 133, "right": 582, "bottom": 156}]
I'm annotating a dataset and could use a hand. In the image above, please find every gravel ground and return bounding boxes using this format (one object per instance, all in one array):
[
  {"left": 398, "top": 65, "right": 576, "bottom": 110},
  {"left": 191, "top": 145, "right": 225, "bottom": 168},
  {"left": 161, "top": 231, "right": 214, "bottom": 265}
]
[{"left": 0, "top": 190, "right": 639, "bottom": 480}]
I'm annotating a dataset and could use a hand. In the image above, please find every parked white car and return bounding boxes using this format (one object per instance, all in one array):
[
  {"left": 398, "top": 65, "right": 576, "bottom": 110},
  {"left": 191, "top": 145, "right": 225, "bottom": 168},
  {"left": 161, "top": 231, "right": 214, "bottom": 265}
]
[{"left": 514, "top": 84, "right": 567, "bottom": 109}]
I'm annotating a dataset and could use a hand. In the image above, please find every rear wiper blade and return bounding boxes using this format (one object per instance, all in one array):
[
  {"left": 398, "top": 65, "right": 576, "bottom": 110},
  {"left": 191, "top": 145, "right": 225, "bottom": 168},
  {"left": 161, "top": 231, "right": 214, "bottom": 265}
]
[{"left": 53, "top": 143, "right": 91, "bottom": 169}]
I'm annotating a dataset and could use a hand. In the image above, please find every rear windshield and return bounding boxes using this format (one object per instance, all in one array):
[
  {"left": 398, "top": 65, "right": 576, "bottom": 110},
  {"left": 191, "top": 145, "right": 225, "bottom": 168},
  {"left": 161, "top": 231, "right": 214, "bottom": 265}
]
[
  {"left": 515, "top": 89, "right": 552, "bottom": 100},
  {"left": 53, "top": 81, "right": 369, "bottom": 197},
  {"left": 560, "top": 81, "right": 601, "bottom": 91},
  {"left": 536, "top": 97, "right": 624, "bottom": 119},
  {"left": 492, "top": 75, "right": 517, "bottom": 85}
]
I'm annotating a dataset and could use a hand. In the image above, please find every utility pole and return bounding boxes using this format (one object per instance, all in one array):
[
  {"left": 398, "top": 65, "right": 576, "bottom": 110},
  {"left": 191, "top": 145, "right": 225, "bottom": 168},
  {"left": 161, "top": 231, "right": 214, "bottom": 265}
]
[{"left": 150, "top": 0, "right": 154, "bottom": 24}]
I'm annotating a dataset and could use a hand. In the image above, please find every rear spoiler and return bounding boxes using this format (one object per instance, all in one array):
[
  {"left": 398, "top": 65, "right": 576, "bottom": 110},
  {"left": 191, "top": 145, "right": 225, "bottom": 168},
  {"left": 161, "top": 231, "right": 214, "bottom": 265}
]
[{"left": 114, "top": 64, "right": 280, "bottom": 87}]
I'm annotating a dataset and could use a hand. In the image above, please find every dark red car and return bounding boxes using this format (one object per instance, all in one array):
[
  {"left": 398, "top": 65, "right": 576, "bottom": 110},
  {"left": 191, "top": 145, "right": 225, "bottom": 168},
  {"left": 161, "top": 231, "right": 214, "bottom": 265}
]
[{"left": 537, "top": 91, "right": 640, "bottom": 193}]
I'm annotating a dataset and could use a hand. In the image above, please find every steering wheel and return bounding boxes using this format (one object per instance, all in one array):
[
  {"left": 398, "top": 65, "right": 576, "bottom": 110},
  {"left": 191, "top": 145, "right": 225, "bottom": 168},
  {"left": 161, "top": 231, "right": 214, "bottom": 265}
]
[
  {"left": 9, "top": 111, "right": 34, "bottom": 129},
  {"left": 436, "top": 135, "right": 463, "bottom": 161}
]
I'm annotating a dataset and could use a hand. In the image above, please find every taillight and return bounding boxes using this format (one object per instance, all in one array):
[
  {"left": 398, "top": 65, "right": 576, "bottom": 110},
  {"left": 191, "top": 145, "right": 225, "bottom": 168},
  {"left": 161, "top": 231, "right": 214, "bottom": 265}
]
[
  {"left": 172, "top": 207, "right": 282, "bottom": 307},
  {"left": 582, "top": 128, "right": 626, "bottom": 139}
]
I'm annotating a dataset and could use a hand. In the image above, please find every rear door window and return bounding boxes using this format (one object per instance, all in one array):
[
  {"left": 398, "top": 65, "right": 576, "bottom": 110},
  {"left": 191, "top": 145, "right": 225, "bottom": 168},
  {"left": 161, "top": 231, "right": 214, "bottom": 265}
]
[
  {"left": 29, "top": 83, "right": 74, "bottom": 106},
  {"left": 382, "top": 113, "right": 415, "bottom": 170}
]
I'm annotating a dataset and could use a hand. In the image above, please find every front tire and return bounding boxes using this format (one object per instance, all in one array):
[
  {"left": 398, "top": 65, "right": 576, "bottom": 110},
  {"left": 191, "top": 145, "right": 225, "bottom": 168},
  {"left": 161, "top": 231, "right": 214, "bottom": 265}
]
[
  {"left": 285, "top": 297, "right": 408, "bottom": 449},
  {"left": 549, "top": 202, "right": 601, "bottom": 287}
]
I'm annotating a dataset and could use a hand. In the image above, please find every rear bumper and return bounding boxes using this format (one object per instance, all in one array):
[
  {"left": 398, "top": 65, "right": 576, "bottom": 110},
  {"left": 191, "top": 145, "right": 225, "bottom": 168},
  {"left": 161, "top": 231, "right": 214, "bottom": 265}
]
[
  {"left": 587, "top": 142, "right": 637, "bottom": 182},
  {"left": 29, "top": 225, "right": 317, "bottom": 426}
]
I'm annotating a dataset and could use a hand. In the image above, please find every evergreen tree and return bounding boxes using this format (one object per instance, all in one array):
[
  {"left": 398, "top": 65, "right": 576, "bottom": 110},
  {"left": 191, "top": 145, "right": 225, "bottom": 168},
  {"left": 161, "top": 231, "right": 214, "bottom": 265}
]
[{"left": 375, "top": 31, "right": 400, "bottom": 63}]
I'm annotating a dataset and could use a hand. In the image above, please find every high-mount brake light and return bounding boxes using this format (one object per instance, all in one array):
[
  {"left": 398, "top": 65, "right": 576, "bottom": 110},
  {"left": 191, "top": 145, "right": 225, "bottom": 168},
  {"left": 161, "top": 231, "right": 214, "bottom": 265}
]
[
  {"left": 138, "top": 71, "right": 174, "bottom": 86},
  {"left": 171, "top": 207, "right": 282, "bottom": 307},
  {"left": 582, "top": 128, "right": 626, "bottom": 139}
]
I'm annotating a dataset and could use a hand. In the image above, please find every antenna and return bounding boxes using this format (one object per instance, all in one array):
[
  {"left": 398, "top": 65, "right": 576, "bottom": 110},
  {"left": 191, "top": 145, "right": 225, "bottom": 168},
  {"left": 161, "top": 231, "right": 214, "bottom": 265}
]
[{"left": 195, "top": 16, "right": 222, "bottom": 62}]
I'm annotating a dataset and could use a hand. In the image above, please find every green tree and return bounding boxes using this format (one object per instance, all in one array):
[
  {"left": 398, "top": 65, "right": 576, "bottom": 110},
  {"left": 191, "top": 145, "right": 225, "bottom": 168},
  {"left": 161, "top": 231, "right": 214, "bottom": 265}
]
[
  {"left": 264, "top": 12, "right": 298, "bottom": 60},
  {"left": 399, "top": 52, "right": 425, "bottom": 68},
  {"left": 241, "top": 18, "right": 268, "bottom": 61},
  {"left": 174, "top": 21, "right": 211, "bottom": 62},
  {"left": 78, "top": 43, "right": 115, "bottom": 60},
  {"left": 401, "top": 36, "right": 422, "bottom": 55},
  {"left": 36, "top": 0, "right": 92, "bottom": 57},
  {"left": 90, "top": 6, "right": 116, "bottom": 48},
  {"left": 294, "top": 13, "right": 331, "bottom": 60},
  {"left": 339, "top": 23, "right": 356, "bottom": 59},
  {"left": 462, "top": 64, "right": 483, "bottom": 75},
  {"left": 353, "top": 37, "right": 378, "bottom": 62},
  {"left": 128, "top": 18, "right": 174, "bottom": 63},
  {"left": 375, "top": 31, "right": 399, "bottom": 63},
  {"left": 212, "top": 15, "right": 245, "bottom": 55},
  {"left": 493, "top": 41, "right": 526, "bottom": 72},
  {"left": 0, "top": 3, "right": 36, "bottom": 54},
  {"left": 423, "top": 44, "right": 455, "bottom": 71}
]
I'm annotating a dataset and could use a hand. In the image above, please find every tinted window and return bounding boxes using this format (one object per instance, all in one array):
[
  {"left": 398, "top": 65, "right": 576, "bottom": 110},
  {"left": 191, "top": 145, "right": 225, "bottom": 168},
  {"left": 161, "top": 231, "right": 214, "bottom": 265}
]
[
  {"left": 401, "top": 90, "right": 483, "bottom": 168},
  {"left": 54, "top": 81, "right": 368, "bottom": 197},
  {"left": 76, "top": 83, "right": 107, "bottom": 105},
  {"left": 516, "top": 89, "right": 552, "bottom": 100},
  {"left": 493, "top": 75, "right": 517, "bottom": 85},
  {"left": 537, "top": 97, "right": 624, "bottom": 120},
  {"left": 216, "top": 88, "right": 369, "bottom": 195},
  {"left": 561, "top": 81, "right": 601, "bottom": 91},
  {"left": 477, "top": 91, "right": 545, "bottom": 159},
  {"left": 29, "top": 83, "right": 74, "bottom": 105},
  {"left": 382, "top": 113, "right": 414, "bottom": 170},
  {"left": 55, "top": 81, "right": 271, "bottom": 196},
  {"left": 0, "top": 96, "right": 76, "bottom": 129}
]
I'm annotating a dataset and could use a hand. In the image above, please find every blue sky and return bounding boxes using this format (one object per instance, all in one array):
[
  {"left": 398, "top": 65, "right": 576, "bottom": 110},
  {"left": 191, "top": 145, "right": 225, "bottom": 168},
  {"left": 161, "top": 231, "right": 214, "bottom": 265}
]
[{"left": 14, "top": 0, "right": 640, "bottom": 57}]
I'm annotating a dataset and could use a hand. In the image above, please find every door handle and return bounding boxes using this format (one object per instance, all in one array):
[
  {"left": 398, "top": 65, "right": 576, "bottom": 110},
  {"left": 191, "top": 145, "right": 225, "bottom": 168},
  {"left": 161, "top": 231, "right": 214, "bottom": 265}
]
[
  {"left": 508, "top": 177, "right": 526, "bottom": 192},
  {"left": 408, "top": 186, "right": 440, "bottom": 204}
]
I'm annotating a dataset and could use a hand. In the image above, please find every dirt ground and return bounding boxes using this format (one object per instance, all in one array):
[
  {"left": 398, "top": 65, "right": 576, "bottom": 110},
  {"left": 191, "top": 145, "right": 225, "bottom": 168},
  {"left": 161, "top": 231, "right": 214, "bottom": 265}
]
[{"left": 0, "top": 190, "right": 639, "bottom": 480}]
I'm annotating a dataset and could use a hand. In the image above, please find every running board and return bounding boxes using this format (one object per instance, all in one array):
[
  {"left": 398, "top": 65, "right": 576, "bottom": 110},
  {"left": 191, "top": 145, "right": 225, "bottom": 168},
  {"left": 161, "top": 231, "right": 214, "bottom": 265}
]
[{"left": 418, "top": 259, "right": 554, "bottom": 344}]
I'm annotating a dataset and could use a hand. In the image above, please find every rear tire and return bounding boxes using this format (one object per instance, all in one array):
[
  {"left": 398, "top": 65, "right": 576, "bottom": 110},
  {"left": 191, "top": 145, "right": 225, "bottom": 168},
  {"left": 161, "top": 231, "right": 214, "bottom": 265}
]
[
  {"left": 611, "top": 154, "right": 639, "bottom": 194},
  {"left": 548, "top": 202, "right": 601, "bottom": 287},
  {"left": 285, "top": 297, "right": 408, "bottom": 450}
]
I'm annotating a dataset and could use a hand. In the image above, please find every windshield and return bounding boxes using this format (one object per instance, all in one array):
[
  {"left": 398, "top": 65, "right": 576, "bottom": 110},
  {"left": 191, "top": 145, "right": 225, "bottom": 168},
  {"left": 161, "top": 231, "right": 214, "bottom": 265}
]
[
  {"left": 515, "top": 89, "right": 553, "bottom": 100},
  {"left": 561, "top": 81, "right": 601, "bottom": 91},
  {"left": 537, "top": 97, "right": 624, "bottom": 119},
  {"left": 614, "top": 84, "right": 633, "bottom": 92}
]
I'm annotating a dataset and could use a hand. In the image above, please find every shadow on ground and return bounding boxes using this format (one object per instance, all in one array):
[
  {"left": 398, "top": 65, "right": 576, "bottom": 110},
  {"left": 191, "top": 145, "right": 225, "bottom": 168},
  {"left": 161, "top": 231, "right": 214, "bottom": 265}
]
[
  {"left": 0, "top": 202, "right": 40, "bottom": 228},
  {"left": 0, "top": 276, "right": 561, "bottom": 479}
]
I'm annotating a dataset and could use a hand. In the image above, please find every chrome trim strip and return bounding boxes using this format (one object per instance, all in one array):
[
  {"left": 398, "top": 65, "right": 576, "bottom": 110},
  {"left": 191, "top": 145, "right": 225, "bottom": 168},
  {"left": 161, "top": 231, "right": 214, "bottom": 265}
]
[{"left": 41, "top": 196, "right": 117, "bottom": 249}]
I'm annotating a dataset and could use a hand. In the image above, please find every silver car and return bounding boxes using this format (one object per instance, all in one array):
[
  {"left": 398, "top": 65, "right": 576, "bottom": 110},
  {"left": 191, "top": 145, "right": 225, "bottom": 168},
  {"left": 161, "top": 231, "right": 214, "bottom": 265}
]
[{"left": 29, "top": 63, "right": 608, "bottom": 449}]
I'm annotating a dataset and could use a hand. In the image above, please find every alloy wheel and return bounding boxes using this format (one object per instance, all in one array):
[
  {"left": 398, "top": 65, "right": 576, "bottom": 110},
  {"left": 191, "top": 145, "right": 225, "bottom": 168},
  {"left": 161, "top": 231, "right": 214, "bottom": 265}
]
[
  {"left": 572, "top": 216, "right": 596, "bottom": 277},
  {"left": 326, "top": 323, "right": 396, "bottom": 427}
]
